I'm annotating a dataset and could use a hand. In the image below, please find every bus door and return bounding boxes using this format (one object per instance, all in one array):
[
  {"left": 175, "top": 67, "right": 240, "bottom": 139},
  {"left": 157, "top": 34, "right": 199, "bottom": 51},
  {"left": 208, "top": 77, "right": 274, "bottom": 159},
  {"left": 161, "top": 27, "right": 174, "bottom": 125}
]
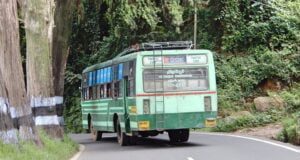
[{"left": 123, "top": 76, "right": 130, "bottom": 133}]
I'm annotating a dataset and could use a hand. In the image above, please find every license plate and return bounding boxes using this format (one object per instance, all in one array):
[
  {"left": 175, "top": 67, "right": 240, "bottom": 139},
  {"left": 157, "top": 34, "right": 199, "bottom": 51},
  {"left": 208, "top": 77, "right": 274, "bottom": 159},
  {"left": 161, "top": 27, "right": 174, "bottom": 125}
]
[{"left": 205, "top": 119, "right": 216, "bottom": 127}]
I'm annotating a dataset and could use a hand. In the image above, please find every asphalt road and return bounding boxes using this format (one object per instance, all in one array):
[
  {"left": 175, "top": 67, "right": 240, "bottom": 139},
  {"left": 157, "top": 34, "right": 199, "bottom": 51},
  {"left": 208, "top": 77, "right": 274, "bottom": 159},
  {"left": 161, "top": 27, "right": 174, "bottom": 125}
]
[{"left": 70, "top": 132, "right": 300, "bottom": 160}]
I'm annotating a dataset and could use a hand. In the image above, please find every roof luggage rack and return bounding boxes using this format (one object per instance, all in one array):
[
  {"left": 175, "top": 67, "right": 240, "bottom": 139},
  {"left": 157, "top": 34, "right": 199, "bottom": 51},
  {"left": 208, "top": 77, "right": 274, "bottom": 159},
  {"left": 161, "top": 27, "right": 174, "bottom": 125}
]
[
  {"left": 116, "top": 41, "right": 193, "bottom": 57},
  {"left": 140, "top": 41, "right": 193, "bottom": 50}
]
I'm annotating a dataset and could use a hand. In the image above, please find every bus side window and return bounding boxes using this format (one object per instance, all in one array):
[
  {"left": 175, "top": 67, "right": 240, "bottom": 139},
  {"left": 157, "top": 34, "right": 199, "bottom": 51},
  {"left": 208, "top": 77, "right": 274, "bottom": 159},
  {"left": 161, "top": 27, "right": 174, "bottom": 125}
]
[
  {"left": 81, "top": 88, "right": 85, "bottom": 100},
  {"left": 114, "top": 82, "right": 119, "bottom": 98},
  {"left": 129, "top": 60, "right": 135, "bottom": 77},
  {"left": 119, "top": 81, "right": 123, "bottom": 97},
  {"left": 97, "top": 85, "right": 101, "bottom": 99},
  {"left": 93, "top": 86, "right": 97, "bottom": 100},
  {"left": 128, "top": 79, "right": 135, "bottom": 96},
  {"left": 100, "top": 85, "right": 104, "bottom": 98},
  {"left": 127, "top": 60, "right": 136, "bottom": 96},
  {"left": 112, "top": 65, "right": 119, "bottom": 99},
  {"left": 104, "top": 84, "right": 107, "bottom": 98},
  {"left": 107, "top": 83, "right": 111, "bottom": 98},
  {"left": 85, "top": 88, "right": 88, "bottom": 100},
  {"left": 87, "top": 87, "right": 93, "bottom": 100}
]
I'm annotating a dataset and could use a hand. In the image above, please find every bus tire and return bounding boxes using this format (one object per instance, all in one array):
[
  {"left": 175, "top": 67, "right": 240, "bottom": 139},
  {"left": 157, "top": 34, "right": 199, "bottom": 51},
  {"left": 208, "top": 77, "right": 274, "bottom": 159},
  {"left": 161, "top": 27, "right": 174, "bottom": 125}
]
[
  {"left": 179, "top": 129, "right": 189, "bottom": 142},
  {"left": 86, "top": 114, "right": 91, "bottom": 133},
  {"left": 116, "top": 118, "right": 129, "bottom": 146},
  {"left": 129, "top": 136, "right": 138, "bottom": 145},
  {"left": 90, "top": 121, "right": 102, "bottom": 141},
  {"left": 140, "top": 132, "right": 149, "bottom": 138},
  {"left": 168, "top": 129, "right": 189, "bottom": 143}
]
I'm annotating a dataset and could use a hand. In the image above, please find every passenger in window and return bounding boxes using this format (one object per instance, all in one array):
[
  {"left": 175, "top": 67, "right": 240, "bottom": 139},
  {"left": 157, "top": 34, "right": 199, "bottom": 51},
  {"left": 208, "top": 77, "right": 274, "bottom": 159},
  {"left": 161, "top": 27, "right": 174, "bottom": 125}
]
[
  {"left": 107, "top": 84, "right": 111, "bottom": 98},
  {"left": 100, "top": 85, "right": 104, "bottom": 98},
  {"left": 114, "top": 83, "right": 117, "bottom": 98},
  {"left": 104, "top": 84, "right": 107, "bottom": 98},
  {"left": 129, "top": 67, "right": 133, "bottom": 77}
]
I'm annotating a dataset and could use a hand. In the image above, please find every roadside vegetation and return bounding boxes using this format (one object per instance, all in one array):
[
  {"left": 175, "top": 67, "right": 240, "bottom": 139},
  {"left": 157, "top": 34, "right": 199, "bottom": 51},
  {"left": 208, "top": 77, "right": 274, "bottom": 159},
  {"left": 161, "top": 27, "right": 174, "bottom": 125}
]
[
  {"left": 210, "top": 84, "right": 300, "bottom": 145},
  {"left": 276, "top": 84, "right": 300, "bottom": 145},
  {"left": 0, "top": 131, "right": 78, "bottom": 160}
]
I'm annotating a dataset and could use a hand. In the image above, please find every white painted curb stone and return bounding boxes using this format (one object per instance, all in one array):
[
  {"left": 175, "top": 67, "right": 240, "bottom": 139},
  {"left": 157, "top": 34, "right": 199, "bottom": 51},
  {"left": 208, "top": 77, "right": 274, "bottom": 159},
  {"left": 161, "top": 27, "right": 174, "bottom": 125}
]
[{"left": 70, "top": 144, "right": 85, "bottom": 160}]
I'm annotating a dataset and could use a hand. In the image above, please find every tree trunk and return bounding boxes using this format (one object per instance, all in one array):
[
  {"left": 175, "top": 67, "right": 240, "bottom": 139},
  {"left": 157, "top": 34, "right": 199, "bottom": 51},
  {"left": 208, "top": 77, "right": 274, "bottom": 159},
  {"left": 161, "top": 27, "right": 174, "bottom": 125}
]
[
  {"left": 25, "top": 0, "right": 73, "bottom": 138},
  {"left": 52, "top": 0, "right": 73, "bottom": 127},
  {"left": 0, "top": 0, "right": 38, "bottom": 143},
  {"left": 25, "top": 0, "right": 63, "bottom": 138}
]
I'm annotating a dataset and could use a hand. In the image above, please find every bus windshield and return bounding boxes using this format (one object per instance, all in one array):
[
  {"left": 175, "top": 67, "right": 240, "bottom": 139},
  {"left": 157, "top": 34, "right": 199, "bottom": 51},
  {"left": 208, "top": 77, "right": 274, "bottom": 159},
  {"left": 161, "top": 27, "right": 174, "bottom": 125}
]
[{"left": 143, "top": 68, "right": 209, "bottom": 92}]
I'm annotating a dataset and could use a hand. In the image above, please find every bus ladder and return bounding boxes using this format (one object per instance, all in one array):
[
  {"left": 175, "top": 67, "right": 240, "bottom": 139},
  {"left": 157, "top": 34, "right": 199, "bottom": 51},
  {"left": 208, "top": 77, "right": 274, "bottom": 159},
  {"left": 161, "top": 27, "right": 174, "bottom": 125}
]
[{"left": 153, "top": 46, "right": 165, "bottom": 130}]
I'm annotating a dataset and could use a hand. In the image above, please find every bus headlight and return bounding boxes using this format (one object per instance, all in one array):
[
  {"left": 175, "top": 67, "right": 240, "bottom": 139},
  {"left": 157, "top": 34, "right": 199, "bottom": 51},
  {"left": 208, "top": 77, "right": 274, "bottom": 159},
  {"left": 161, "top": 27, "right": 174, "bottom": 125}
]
[
  {"left": 143, "top": 99, "right": 150, "bottom": 114},
  {"left": 204, "top": 96, "right": 211, "bottom": 111}
]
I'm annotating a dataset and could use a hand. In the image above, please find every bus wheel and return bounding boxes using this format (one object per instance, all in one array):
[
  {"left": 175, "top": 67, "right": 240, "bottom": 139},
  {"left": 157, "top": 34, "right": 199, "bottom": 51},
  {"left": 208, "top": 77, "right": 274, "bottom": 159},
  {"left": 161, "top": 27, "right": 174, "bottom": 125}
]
[
  {"left": 168, "top": 129, "right": 189, "bottom": 143},
  {"left": 129, "top": 136, "right": 138, "bottom": 145},
  {"left": 90, "top": 121, "right": 102, "bottom": 141},
  {"left": 116, "top": 118, "right": 129, "bottom": 146},
  {"left": 139, "top": 132, "right": 149, "bottom": 138}
]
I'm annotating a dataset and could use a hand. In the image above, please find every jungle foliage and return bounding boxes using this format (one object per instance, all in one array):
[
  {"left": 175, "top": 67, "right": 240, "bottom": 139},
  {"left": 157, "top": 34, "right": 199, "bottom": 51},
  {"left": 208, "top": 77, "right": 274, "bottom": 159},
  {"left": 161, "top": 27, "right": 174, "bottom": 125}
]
[{"left": 64, "top": 0, "right": 300, "bottom": 133}]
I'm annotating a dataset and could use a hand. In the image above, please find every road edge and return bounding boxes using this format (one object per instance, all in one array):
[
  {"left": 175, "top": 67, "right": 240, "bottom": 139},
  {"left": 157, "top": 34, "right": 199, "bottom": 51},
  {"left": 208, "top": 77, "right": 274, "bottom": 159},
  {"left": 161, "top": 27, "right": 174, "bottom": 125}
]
[
  {"left": 69, "top": 144, "right": 85, "bottom": 160},
  {"left": 193, "top": 132, "right": 300, "bottom": 153}
]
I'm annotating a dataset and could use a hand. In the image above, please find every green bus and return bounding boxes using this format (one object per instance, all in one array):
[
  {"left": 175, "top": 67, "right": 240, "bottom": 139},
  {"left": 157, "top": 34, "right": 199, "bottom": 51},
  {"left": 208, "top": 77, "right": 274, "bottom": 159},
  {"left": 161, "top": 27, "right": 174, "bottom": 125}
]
[{"left": 81, "top": 41, "right": 217, "bottom": 146}]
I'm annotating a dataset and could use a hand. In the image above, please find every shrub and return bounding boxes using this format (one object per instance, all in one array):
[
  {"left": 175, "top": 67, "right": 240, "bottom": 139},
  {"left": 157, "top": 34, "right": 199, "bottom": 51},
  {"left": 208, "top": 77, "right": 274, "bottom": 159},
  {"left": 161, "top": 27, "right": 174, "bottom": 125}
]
[
  {"left": 277, "top": 113, "right": 300, "bottom": 145},
  {"left": 279, "top": 84, "right": 300, "bottom": 112},
  {"left": 213, "top": 110, "right": 283, "bottom": 132}
]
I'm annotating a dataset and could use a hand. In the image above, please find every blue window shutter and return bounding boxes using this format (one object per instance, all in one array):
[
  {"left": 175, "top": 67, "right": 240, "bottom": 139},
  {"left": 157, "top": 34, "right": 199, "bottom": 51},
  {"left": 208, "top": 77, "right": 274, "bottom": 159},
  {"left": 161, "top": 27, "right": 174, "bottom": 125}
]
[
  {"left": 93, "top": 71, "right": 96, "bottom": 85},
  {"left": 89, "top": 72, "right": 92, "bottom": 86},
  {"left": 118, "top": 64, "right": 123, "bottom": 80},
  {"left": 108, "top": 67, "right": 112, "bottom": 82},
  {"left": 104, "top": 68, "right": 107, "bottom": 83},
  {"left": 94, "top": 71, "right": 97, "bottom": 85},
  {"left": 100, "top": 69, "right": 103, "bottom": 84},
  {"left": 97, "top": 70, "right": 101, "bottom": 84}
]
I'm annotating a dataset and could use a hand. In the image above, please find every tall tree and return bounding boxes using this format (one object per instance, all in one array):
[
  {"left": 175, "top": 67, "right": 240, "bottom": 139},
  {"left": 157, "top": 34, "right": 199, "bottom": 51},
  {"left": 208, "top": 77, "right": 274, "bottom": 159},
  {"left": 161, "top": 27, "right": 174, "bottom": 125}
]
[
  {"left": 25, "top": 0, "right": 73, "bottom": 138},
  {"left": 0, "top": 0, "right": 38, "bottom": 143},
  {"left": 52, "top": 0, "right": 74, "bottom": 125},
  {"left": 25, "top": 0, "right": 62, "bottom": 137}
]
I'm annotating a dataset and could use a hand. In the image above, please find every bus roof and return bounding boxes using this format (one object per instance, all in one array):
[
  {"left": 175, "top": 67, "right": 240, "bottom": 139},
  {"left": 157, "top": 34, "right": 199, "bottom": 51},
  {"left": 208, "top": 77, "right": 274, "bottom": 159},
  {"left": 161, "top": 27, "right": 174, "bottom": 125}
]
[{"left": 82, "top": 41, "right": 196, "bottom": 73}]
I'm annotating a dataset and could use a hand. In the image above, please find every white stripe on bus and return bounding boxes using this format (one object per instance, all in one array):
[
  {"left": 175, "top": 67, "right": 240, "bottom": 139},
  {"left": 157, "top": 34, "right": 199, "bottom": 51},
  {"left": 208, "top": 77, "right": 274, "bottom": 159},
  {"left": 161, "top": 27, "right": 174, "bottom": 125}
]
[
  {"left": 82, "top": 108, "right": 108, "bottom": 112},
  {"left": 130, "top": 122, "right": 138, "bottom": 128},
  {"left": 81, "top": 103, "right": 108, "bottom": 107}
]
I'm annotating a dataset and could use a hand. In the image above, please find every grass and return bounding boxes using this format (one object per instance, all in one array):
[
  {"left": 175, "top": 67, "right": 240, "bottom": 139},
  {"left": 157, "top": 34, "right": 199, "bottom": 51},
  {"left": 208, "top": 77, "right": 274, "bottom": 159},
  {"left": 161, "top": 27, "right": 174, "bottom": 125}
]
[{"left": 0, "top": 131, "right": 78, "bottom": 160}]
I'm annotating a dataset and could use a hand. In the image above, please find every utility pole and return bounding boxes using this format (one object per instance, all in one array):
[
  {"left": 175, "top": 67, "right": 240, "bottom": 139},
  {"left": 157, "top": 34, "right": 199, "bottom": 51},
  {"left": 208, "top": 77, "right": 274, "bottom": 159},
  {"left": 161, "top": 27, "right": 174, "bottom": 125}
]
[{"left": 193, "top": 0, "right": 197, "bottom": 49}]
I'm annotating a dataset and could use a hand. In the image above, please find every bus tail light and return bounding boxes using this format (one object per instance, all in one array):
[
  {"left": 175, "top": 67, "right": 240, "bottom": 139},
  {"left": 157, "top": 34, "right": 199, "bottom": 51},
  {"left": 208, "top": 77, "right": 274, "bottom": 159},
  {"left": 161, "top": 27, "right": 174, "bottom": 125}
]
[
  {"left": 138, "top": 121, "right": 150, "bottom": 130},
  {"left": 204, "top": 96, "right": 211, "bottom": 111},
  {"left": 130, "top": 106, "right": 137, "bottom": 114},
  {"left": 143, "top": 99, "right": 150, "bottom": 114}
]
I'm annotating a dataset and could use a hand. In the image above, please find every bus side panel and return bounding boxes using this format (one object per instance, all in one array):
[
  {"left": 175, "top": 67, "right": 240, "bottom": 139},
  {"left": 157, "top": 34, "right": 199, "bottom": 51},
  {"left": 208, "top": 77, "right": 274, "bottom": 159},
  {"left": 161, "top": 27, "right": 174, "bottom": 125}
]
[
  {"left": 81, "top": 99, "right": 110, "bottom": 131},
  {"left": 107, "top": 98, "right": 126, "bottom": 132},
  {"left": 126, "top": 97, "right": 137, "bottom": 131}
]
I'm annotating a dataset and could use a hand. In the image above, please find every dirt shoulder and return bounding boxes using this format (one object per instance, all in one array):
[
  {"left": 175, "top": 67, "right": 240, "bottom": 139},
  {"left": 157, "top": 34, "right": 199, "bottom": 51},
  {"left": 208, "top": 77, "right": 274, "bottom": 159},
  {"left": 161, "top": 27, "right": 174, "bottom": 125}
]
[{"left": 232, "top": 123, "right": 283, "bottom": 139}]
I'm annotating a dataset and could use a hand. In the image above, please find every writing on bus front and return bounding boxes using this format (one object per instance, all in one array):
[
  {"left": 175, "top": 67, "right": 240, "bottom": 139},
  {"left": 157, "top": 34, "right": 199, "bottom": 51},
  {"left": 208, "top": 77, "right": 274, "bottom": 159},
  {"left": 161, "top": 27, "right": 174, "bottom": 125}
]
[{"left": 143, "top": 54, "right": 207, "bottom": 65}]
